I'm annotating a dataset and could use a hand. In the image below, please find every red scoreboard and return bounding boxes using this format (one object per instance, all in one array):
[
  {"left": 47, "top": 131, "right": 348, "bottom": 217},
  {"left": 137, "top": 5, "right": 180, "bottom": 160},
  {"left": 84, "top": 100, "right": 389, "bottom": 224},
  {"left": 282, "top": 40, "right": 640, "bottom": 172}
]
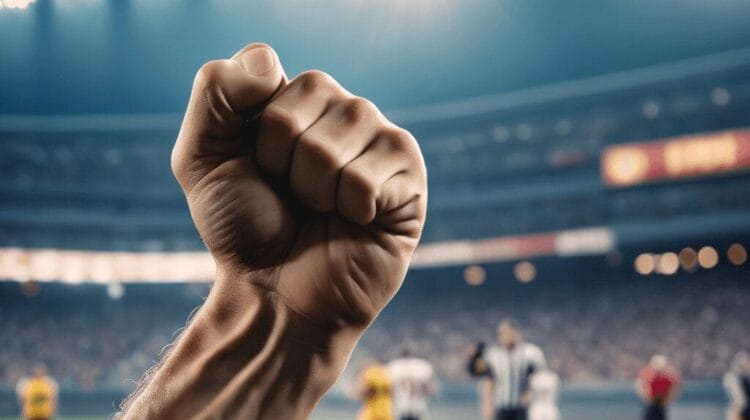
[{"left": 601, "top": 129, "right": 750, "bottom": 187}]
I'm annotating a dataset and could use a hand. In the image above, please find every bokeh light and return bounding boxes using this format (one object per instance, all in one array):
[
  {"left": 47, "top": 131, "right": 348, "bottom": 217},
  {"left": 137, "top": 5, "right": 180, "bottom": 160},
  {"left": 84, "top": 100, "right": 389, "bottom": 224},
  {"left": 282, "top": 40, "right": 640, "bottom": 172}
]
[
  {"left": 678, "top": 247, "right": 698, "bottom": 271},
  {"left": 20, "top": 280, "right": 40, "bottom": 297},
  {"left": 655, "top": 252, "right": 679, "bottom": 275},
  {"left": 513, "top": 261, "right": 536, "bottom": 283},
  {"left": 698, "top": 246, "right": 719, "bottom": 269},
  {"left": 634, "top": 253, "right": 655, "bottom": 275},
  {"left": 463, "top": 265, "right": 486, "bottom": 286},
  {"left": 727, "top": 243, "right": 747, "bottom": 266},
  {"left": 711, "top": 87, "right": 731, "bottom": 107},
  {"left": 642, "top": 100, "right": 660, "bottom": 119},
  {"left": 107, "top": 281, "right": 125, "bottom": 300}
]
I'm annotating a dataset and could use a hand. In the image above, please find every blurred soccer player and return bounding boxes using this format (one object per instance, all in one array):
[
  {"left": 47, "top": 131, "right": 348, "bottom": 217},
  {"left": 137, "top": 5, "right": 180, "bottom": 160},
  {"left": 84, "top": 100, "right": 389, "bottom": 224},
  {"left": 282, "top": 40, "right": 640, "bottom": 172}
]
[
  {"left": 16, "top": 365, "right": 58, "bottom": 420},
  {"left": 355, "top": 361, "right": 393, "bottom": 420},
  {"left": 527, "top": 369, "right": 560, "bottom": 420},
  {"left": 637, "top": 354, "right": 681, "bottom": 420},
  {"left": 118, "top": 43, "right": 427, "bottom": 419},
  {"left": 387, "top": 348, "right": 437, "bottom": 420},
  {"left": 467, "top": 320, "right": 547, "bottom": 420},
  {"left": 724, "top": 351, "right": 750, "bottom": 420}
]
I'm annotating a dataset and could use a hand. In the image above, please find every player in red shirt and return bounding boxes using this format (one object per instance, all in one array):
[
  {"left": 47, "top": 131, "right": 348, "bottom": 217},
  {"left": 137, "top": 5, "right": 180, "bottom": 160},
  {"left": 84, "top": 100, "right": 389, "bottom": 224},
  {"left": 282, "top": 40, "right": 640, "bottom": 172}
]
[{"left": 636, "top": 354, "right": 681, "bottom": 420}]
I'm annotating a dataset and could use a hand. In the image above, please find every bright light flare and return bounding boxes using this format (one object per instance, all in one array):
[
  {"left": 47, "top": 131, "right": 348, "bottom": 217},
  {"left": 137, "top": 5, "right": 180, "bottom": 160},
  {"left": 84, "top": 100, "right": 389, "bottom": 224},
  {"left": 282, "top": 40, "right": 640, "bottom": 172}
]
[
  {"left": 0, "top": 248, "right": 216, "bottom": 284},
  {"left": 0, "top": 0, "right": 34, "bottom": 10}
]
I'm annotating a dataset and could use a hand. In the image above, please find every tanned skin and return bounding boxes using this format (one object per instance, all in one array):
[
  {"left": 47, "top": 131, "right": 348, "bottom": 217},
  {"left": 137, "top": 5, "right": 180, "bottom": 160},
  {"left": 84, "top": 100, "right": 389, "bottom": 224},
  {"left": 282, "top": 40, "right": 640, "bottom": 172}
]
[{"left": 119, "top": 43, "right": 427, "bottom": 419}]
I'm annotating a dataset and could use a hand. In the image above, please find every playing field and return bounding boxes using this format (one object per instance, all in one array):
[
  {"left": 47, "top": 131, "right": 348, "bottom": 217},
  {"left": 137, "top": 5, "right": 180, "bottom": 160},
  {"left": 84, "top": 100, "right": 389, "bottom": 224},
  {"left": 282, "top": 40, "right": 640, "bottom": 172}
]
[
  {"left": 313, "top": 400, "right": 724, "bottom": 420},
  {"left": 0, "top": 382, "right": 728, "bottom": 420},
  {"left": 0, "top": 401, "right": 726, "bottom": 420}
]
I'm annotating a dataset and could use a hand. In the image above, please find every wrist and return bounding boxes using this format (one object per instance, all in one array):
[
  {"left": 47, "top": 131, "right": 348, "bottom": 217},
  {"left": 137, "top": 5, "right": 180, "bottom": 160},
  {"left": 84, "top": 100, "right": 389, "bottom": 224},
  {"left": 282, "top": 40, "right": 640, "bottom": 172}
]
[
  {"left": 207, "top": 264, "right": 365, "bottom": 348},
  {"left": 123, "top": 265, "right": 361, "bottom": 419},
  {"left": 199, "top": 268, "right": 360, "bottom": 415}
]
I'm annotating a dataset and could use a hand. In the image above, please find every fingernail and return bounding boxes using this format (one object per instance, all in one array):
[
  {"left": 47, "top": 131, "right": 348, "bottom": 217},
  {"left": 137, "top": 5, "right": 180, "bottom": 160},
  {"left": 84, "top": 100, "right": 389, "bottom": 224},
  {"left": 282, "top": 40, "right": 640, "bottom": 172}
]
[{"left": 240, "top": 47, "right": 275, "bottom": 76}]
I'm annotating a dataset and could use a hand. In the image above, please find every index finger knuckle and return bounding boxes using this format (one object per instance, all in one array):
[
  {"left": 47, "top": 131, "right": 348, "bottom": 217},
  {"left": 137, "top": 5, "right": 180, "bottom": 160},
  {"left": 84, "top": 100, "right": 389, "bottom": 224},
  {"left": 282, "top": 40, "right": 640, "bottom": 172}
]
[{"left": 295, "top": 70, "right": 341, "bottom": 96}]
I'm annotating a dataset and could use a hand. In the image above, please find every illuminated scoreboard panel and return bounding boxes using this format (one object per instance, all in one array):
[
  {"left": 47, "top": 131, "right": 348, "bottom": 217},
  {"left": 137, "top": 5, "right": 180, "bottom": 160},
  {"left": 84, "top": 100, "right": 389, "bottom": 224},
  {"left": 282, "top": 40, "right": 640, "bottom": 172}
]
[{"left": 601, "top": 129, "right": 750, "bottom": 187}]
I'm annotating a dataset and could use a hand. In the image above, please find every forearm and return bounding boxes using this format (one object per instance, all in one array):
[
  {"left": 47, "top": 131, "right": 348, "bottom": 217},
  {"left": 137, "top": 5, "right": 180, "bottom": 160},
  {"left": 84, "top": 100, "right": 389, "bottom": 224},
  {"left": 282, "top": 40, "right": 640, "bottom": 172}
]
[{"left": 120, "top": 268, "right": 361, "bottom": 420}]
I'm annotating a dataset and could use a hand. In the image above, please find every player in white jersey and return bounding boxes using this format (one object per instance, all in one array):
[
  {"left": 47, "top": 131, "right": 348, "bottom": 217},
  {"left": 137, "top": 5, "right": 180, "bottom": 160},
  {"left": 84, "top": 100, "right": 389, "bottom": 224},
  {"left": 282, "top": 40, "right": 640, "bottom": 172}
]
[
  {"left": 724, "top": 351, "right": 750, "bottom": 420},
  {"left": 527, "top": 369, "right": 560, "bottom": 420},
  {"left": 468, "top": 319, "right": 547, "bottom": 420},
  {"left": 387, "top": 349, "right": 437, "bottom": 420}
]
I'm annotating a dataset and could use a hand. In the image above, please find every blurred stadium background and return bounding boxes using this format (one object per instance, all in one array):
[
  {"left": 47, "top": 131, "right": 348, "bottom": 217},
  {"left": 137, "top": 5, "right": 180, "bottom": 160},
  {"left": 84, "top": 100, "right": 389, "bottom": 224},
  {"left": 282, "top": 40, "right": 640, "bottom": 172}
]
[{"left": 2, "top": 0, "right": 750, "bottom": 419}]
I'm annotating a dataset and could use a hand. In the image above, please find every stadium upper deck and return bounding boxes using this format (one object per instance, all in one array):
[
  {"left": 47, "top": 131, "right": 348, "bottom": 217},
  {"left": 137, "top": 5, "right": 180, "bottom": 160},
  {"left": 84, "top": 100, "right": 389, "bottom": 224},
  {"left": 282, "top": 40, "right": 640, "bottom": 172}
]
[{"left": 2, "top": 49, "right": 750, "bottom": 255}]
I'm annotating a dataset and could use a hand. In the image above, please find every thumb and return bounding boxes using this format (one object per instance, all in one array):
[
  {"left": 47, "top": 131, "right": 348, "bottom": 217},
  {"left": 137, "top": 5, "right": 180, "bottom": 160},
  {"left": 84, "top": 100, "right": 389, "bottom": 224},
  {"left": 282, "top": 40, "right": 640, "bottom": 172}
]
[{"left": 173, "top": 43, "right": 286, "bottom": 191}]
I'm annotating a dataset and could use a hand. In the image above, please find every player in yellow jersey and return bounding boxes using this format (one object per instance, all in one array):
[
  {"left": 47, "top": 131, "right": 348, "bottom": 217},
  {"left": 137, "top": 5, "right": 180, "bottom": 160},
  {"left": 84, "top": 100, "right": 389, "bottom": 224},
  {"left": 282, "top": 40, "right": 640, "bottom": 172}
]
[
  {"left": 16, "top": 365, "right": 58, "bottom": 420},
  {"left": 356, "top": 363, "right": 393, "bottom": 420}
]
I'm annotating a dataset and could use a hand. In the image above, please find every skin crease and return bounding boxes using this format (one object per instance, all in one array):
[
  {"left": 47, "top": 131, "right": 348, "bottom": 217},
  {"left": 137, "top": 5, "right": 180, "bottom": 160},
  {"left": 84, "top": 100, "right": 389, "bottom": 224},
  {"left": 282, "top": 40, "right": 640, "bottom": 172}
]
[{"left": 119, "top": 43, "right": 427, "bottom": 419}]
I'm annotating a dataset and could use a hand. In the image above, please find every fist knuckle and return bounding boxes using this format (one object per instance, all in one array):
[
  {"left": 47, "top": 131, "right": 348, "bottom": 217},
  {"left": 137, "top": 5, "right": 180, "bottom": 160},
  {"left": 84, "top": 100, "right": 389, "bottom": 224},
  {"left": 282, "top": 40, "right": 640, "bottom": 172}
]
[
  {"left": 341, "top": 96, "right": 378, "bottom": 124},
  {"left": 342, "top": 166, "right": 379, "bottom": 202},
  {"left": 391, "top": 126, "right": 417, "bottom": 146},
  {"left": 261, "top": 104, "right": 301, "bottom": 136},
  {"left": 381, "top": 127, "right": 425, "bottom": 178},
  {"left": 298, "top": 133, "right": 344, "bottom": 172},
  {"left": 379, "top": 126, "right": 416, "bottom": 152},
  {"left": 296, "top": 70, "right": 338, "bottom": 95}
]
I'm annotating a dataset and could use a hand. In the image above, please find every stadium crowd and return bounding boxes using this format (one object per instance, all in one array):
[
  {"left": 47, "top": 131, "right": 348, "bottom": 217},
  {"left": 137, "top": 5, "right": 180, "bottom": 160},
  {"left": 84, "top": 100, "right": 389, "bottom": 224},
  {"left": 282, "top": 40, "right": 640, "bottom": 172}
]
[
  {"left": 0, "top": 270, "right": 748, "bottom": 390},
  {"left": 361, "top": 273, "right": 750, "bottom": 384}
]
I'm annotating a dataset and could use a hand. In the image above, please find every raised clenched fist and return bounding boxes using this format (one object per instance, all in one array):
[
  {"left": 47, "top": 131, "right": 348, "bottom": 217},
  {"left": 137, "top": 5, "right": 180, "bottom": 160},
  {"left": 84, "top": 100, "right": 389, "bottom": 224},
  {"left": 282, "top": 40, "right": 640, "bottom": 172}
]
[
  {"left": 171, "top": 43, "right": 427, "bottom": 329},
  {"left": 121, "top": 43, "right": 426, "bottom": 419}
]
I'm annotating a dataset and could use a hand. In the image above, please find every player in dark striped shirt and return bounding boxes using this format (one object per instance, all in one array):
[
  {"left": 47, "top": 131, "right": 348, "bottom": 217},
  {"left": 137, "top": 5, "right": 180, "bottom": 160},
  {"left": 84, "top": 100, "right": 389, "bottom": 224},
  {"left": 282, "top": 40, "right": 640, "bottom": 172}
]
[{"left": 468, "top": 320, "right": 547, "bottom": 420}]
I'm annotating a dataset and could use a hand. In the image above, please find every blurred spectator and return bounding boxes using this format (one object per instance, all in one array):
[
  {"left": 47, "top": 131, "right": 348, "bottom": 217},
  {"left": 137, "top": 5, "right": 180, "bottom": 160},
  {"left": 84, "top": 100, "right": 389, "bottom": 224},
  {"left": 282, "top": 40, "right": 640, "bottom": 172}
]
[
  {"left": 0, "top": 275, "right": 749, "bottom": 391},
  {"left": 636, "top": 355, "right": 681, "bottom": 420}
]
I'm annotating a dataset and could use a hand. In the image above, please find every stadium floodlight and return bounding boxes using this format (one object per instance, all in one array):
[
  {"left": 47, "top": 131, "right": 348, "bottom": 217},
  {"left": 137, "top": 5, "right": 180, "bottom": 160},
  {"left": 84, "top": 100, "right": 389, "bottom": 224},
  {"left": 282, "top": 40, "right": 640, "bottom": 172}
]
[{"left": 0, "top": 0, "right": 34, "bottom": 10}]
